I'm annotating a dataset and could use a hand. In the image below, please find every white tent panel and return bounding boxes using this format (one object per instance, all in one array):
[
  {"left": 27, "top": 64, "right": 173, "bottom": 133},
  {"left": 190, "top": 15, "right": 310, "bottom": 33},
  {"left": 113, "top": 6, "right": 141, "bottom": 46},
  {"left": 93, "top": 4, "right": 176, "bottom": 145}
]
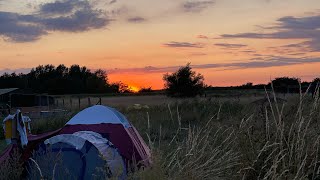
[{"left": 66, "top": 105, "right": 130, "bottom": 127}]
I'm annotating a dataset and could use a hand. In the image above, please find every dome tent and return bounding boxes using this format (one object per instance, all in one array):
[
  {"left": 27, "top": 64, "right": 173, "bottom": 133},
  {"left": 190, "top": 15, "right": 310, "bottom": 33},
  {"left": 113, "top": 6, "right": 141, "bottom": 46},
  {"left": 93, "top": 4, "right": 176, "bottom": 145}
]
[
  {"left": 29, "top": 131, "right": 126, "bottom": 180},
  {"left": 1, "top": 105, "right": 151, "bottom": 179},
  {"left": 60, "top": 105, "right": 151, "bottom": 167},
  {"left": 65, "top": 105, "right": 131, "bottom": 127}
]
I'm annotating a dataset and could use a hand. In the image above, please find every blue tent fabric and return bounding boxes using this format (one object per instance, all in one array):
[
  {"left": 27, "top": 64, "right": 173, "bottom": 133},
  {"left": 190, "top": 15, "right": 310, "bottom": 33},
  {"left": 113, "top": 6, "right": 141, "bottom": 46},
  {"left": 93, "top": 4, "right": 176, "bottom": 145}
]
[{"left": 29, "top": 131, "right": 126, "bottom": 180}]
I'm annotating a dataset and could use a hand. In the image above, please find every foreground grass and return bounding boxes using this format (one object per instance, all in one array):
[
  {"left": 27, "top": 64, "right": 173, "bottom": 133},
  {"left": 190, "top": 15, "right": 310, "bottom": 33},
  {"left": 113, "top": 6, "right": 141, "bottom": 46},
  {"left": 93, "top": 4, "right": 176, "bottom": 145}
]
[
  {"left": 123, "top": 93, "right": 320, "bottom": 179},
  {"left": 1, "top": 91, "right": 320, "bottom": 179},
  {"left": 0, "top": 140, "right": 6, "bottom": 154}
]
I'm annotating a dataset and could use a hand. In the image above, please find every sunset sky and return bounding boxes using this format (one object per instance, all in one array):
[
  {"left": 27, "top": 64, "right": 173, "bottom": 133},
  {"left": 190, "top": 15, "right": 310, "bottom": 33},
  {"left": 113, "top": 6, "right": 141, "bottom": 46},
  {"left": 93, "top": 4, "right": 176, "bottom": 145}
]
[{"left": 0, "top": 0, "right": 320, "bottom": 89}]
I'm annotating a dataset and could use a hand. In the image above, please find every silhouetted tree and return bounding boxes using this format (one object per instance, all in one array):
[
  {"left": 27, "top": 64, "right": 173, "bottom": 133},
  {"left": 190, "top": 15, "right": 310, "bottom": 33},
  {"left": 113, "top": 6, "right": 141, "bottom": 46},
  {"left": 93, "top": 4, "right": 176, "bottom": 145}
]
[
  {"left": 163, "top": 63, "right": 205, "bottom": 97},
  {"left": 239, "top": 82, "right": 253, "bottom": 89},
  {"left": 0, "top": 72, "right": 28, "bottom": 89},
  {"left": 106, "top": 82, "right": 133, "bottom": 93},
  {"left": 270, "top": 77, "right": 300, "bottom": 93},
  {"left": 86, "top": 69, "right": 109, "bottom": 93},
  {"left": 310, "top": 78, "right": 320, "bottom": 97},
  {"left": 139, "top": 87, "right": 152, "bottom": 93}
]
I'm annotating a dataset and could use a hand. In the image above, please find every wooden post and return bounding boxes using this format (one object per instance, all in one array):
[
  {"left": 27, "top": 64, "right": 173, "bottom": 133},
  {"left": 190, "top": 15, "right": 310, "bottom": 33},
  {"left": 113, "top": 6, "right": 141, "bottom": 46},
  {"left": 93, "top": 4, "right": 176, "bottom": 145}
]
[
  {"left": 70, "top": 98, "right": 72, "bottom": 110},
  {"left": 47, "top": 95, "right": 49, "bottom": 110},
  {"left": 88, "top": 97, "right": 91, "bottom": 107},
  {"left": 7, "top": 104, "right": 10, "bottom": 114},
  {"left": 78, "top": 97, "right": 81, "bottom": 110},
  {"left": 11, "top": 115, "right": 17, "bottom": 144},
  {"left": 9, "top": 94, "right": 12, "bottom": 109},
  {"left": 62, "top": 99, "right": 65, "bottom": 107}
]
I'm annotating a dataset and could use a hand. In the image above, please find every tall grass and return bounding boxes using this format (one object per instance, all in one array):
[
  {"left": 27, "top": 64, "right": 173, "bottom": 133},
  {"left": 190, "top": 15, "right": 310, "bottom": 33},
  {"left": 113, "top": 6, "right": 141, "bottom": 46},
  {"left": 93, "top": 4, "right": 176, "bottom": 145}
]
[
  {"left": 1, "top": 89, "right": 320, "bottom": 179},
  {"left": 30, "top": 113, "right": 73, "bottom": 134},
  {"left": 239, "top": 88, "right": 320, "bottom": 179},
  {"left": 0, "top": 149, "right": 23, "bottom": 180},
  {"left": 124, "top": 89, "right": 320, "bottom": 179},
  {"left": 119, "top": 100, "right": 244, "bottom": 179}
]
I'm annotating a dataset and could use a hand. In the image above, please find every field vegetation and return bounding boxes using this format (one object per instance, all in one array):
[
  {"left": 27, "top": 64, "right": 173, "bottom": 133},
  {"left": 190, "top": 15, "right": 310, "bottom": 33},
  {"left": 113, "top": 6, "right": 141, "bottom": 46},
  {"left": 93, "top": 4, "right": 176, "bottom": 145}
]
[
  {"left": 1, "top": 64, "right": 320, "bottom": 179},
  {"left": 1, "top": 87, "right": 320, "bottom": 179}
]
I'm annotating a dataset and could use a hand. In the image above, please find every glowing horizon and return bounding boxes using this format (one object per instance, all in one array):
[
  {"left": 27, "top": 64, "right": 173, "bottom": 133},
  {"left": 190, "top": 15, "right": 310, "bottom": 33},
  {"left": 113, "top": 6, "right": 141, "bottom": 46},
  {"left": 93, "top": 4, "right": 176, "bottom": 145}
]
[{"left": 0, "top": 0, "right": 320, "bottom": 90}]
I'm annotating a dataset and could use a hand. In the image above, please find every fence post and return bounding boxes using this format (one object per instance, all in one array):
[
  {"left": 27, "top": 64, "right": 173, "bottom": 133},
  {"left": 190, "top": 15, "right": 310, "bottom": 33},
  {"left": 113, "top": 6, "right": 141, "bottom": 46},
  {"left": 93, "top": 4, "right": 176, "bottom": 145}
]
[
  {"left": 9, "top": 94, "right": 12, "bottom": 109},
  {"left": 47, "top": 95, "right": 49, "bottom": 110},
  {"left": 70, "top": 98, "right": 72, "bottom": 110},
  {"left": 62, "top": 99, "right": 65, "bottom": 107},
  {"left": 88, "top": 97, "right": 91, "bottom": 107},
  {"left": 11, "top": 116, "right": 17, "bottom": 144},
  {"left": 78, "top": 97, "right": 81, "bottom": 110}
]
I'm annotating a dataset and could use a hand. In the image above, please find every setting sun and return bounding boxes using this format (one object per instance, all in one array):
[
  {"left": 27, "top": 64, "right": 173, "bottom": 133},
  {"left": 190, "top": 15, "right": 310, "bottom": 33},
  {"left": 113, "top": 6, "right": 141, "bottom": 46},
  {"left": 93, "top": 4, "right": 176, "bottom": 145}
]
[{"left": 128, "top": 86, "right": 140, "bottom": 93}]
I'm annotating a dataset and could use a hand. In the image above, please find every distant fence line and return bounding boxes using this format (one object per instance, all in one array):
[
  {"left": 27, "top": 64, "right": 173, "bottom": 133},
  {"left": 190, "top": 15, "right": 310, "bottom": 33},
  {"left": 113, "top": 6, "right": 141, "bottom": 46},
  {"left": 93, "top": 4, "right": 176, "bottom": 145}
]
[
  {"left": 55, "top": 96, "right": 102, "bottom": 110},
  {"left": 51, "top": 91, "right": 165, "bottom": 98}
]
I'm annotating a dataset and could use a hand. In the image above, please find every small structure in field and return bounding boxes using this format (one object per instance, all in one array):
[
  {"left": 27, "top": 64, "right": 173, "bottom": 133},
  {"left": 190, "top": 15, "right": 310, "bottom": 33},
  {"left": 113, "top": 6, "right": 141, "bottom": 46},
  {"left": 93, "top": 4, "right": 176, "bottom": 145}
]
[
  {"left": 0, "top": 88, "right": 55, "bottom": 108},
  {"left": 11, "top": 94, "right": 54, "bottom": 107},
  {"left": 0, "top": 88, "right": 20, "bottom": 105}
]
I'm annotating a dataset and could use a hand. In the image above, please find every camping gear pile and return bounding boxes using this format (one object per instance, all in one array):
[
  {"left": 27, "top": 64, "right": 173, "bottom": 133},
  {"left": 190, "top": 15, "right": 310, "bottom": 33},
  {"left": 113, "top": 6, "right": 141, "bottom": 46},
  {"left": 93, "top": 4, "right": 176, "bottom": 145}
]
[
  {"left": 1, "top": 105, "right": 151, "bottom": 179},
  {"left": 2, "top": 110, "right": 30, "bottom": 146}
]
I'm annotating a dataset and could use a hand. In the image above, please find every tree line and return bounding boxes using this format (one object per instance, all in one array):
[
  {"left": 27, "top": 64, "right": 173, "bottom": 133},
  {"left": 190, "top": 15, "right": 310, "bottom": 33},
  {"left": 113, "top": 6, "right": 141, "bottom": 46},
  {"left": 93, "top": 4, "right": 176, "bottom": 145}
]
[
  {"left": 163, "top": 64, "right": 320, "bottom": 97},
  {"left": 0, "top": 64, "right": 130, "bottom": 94},
  {"left": 0, "top": 63, "right": 319, "bottom": 97},
  {"left": 235, "top": 77, "right": 320, "bottom": 94}
]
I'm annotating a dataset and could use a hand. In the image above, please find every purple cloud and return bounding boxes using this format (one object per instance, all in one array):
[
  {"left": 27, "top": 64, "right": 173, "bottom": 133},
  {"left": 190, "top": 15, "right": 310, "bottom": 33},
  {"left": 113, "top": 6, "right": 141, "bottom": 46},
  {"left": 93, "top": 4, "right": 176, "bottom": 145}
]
[
  {"left": 220, "top": 13, "right": 320, "bottom": 52},
  {"left": 127, "top": 16, "right": 146, "bottom": 23},
  {"left": 164, "top": 41, "right": 204, "bottom": 48},
  {"left": 182, "top": 0, "right": 215, "bottom": 12},
  {"left": 197, "top": 35, "right": 209, "bottom": 39},
  {"left": 214, "top": 43, "right": 247, "bottom": 48},
  {"left": 0, "top": 68, "right": 31, "bottom": 75},
  {"left": 0, "top": 0, "right": 110, "bottom": 42},
  {"left": 107, "top": 56, "right": 320, "bottom": 74},
  {"left": 109, "top": 0, "right": 117, "bottom": 4}
]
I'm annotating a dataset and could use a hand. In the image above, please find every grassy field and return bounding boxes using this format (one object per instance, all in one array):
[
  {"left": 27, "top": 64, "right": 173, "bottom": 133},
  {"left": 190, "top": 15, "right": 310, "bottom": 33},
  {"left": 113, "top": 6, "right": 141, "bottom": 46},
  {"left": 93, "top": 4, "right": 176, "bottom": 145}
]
[
  {"left": 0, "top": 140, "right": 6, "bottom": 153},
  {"left": 1, "top": 90, "right": 320, "bottom": 179},
  {"left": 53, "top": 89, "right": 269, "bottom": 110}
]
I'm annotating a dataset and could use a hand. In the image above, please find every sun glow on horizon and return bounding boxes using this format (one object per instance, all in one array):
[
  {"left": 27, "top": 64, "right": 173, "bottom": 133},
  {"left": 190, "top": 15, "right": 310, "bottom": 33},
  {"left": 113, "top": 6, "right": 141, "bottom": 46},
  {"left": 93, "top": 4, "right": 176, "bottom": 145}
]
[
  {"left": 128, "top": 85, "right": 140, "bottom": 93},
  {"left": 0, "top": 0, "right": 320, "bottom": 87}
]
